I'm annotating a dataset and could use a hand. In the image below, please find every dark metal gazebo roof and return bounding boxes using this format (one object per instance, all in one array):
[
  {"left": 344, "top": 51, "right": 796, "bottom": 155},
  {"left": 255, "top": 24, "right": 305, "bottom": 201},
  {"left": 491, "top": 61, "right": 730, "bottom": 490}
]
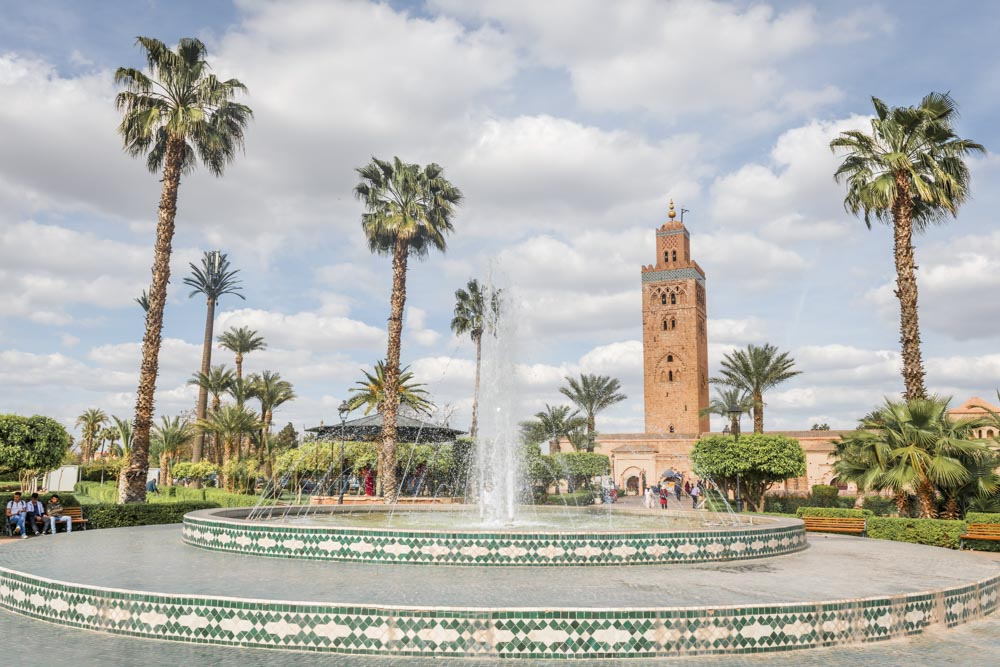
[{"left": 306, "top": 413, "right": 465, "bottom": 443}]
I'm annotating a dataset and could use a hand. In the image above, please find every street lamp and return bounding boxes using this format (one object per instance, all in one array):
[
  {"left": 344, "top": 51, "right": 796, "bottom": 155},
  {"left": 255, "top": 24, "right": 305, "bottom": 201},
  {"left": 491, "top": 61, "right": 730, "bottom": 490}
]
[
  {"left": 727, "top": 407, "right": 743, "bottom": 513},
  {"left": 337, "top": 401, "right": 350, "bottom": 505}
]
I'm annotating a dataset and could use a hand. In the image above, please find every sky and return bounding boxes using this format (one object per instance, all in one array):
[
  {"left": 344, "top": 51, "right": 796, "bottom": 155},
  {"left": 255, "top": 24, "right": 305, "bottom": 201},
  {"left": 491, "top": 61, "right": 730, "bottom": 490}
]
[{"left": 1, "top": 0, "right": 999, "bottom": 444}]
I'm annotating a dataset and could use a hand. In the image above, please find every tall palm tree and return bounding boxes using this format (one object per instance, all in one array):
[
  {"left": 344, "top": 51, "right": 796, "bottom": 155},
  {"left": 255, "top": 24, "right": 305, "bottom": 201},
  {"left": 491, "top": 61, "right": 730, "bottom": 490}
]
[
  {"left": 450, "top": 279, "right": 501, "bottom": 440},
  {"left": 75, "top": 408, "right": 108, "bottom": 464},
  {"left": 347, "top": 362, "right": 435, "bottom": 417},
  {"left": 558, "top": 374, "right": 627, "bottom": 450},
  {"left": 831, "top": 93, "right": 984, "bottom": 401},
  {"left": 355, "top": 156, "right": 462, "bottom": 500},
  {"left": 196, "top": 405, "right": 260, "bottom": 490},
  {"left": 188, "top": 365, "right": 236, "bottom": 466},
  {"left": 711, "top": 343, "right": 800, "bottom": 433},
  {"left": 699, "top": 387, "right": 754, "bottom": 433},
  {"left": 184, "top": 251, "right": 244, "bottom": 465},
  {"left": 115, "top": 36, "right": 252, "bottom": 503},
  {"left": 248, "top": 371, "right": 296, "bottom": 476},
  {"left": 152, "top": 416, "right": 194, "bottom": 486},
  {"left": 218, "top": 326, "right": 267, "bottom": 380},
  {"left": 521, "top": 404, "right": 588, "bottom": 454},
  {"left": 99, "top": 426, "right": 120, "bottom": 458}
]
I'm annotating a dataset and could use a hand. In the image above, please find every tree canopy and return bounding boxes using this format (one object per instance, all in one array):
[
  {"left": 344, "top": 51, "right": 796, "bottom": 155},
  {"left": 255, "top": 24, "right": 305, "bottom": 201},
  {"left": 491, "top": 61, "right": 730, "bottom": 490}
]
[
  {"left": 0, "top": 415, "right": 71, "bottom": 489},
  {"left": 691, "top": 433, "right": 806, "bottom": 512}
]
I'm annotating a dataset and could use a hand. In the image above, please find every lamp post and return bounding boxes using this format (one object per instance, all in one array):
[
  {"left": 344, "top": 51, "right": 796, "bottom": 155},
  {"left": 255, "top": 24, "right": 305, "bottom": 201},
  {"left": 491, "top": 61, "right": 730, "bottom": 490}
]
[
  {"left": 727, "top": 407, "right": 743, "bottom": 513},
  {"left": 337, "top": 401, "right": 350, "bottom": 505}
]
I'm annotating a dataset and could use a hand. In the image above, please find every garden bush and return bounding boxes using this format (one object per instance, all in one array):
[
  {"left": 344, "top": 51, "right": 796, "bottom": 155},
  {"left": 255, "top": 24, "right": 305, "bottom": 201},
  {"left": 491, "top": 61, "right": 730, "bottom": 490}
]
[
  {"left": 203, "top": 488, "right": 261, "bottom": 507},
  {"left": 543, "top": 490, "right": 598, "bottom": 506},
  {"left": 763, "top": 495, "right": 811, "bottom": 514},
  {"left": 796, "top": 507, "right": 873, "bottom": 518},
  {"left": 809, "top": 485, "right": 840, "bottom": 507},
  {"left": 861, "top": 495, "right": 897, "bottom": 516},
  {"left": 81, "top": 502, "right": 220, "bottom": 529},
  {"left": 866, "top": 517, "right": 966, "bottom": 550}
]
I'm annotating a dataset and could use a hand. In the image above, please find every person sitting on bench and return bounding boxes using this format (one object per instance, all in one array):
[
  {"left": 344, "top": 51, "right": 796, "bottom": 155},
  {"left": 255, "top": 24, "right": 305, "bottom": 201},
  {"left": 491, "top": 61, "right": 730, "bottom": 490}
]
[
  {"left": 6, "top": 491, "right": 28, "bottom": 538},
  {"left": 25, "top": 492, "right": 46, "bottom": 535},
  {"left": 47, "top": 494, "right": 72, "bottom": 534}
]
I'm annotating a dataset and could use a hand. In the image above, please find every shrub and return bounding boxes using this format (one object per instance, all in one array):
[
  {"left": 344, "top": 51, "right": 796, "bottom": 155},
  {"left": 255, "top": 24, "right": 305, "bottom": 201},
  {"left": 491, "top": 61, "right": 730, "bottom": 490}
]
[
  {"left": 0, "top": 414, "right": 71, "bottom": 490},
  {"left": 764, "top": 495, "right": 812, "bottom": 514},
  {"left": 171, "top": 461, "right": 219, "bottom": 483},
  {"left": 78, "top": 460, "right": 124, "bottom": 482},
  {"left": 691, "top": 434, "right": 805, "bottom": 512},
  {"left": 0, "top": 492, "right": 79, "bottom": 508},
  {"left": 861, "top": 495, "right": 897, "bottom": 516},
  {"left": 203, "top": 488, "right": 261, "bottom": 508},
  {"left": 74, "top": 481, "right": 119, "bottom": 503},
  {"left": 796, "top": 507, "right": 873, "bottom": 518},
  {"left": 543, "top": 490, "right": 598, "bottom": 506},
  {"left": 809, "top": 485, "right": 840, "bottom": 507},
  {"left": 82, "top": 502, "right": 220, "bottom": 529},
  {"left": 866, "top": 517, "right": 966, "bottom": 550}
]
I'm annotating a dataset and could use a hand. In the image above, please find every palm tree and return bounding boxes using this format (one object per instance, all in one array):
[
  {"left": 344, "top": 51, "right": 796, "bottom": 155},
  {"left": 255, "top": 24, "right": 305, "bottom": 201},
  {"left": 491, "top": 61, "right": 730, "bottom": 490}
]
[
  {"left": 521, "top": 405, "right": 587, "bottom": 454},
  {"left": 135, "top": 289, "right": 150, "bottom": 313},
  {"left": 115, "top": 36, "right": 252, "bottom": 503},
  {"left": 558, "top": 374, "right": 627, "bottom": 450},
  {"left": 196, "top": 405, "right": 260, "bottom": 490},
  {"left": 711, "top": 343, "right": 800, "bottom": 433},
  {"left": 75, "top": 408, "right": 108, "bottom": 464},
  {"left": 248, "top": 371, "right": 296, "bottom": 476},
  {"left": 831, "top": 93, "right": 984, "bottom": 401},
  {"left": 347, "top": 362, "right": 435, "bottom": 417},
  {"left": 184, "top": 251, "right": 244, "bottom": 465},
  {"left": 111, "top": 416, "right": 134, "bottom": 460},
  {"left": 355, "top": 156, "right": 462, "bottom": 500},
  {"left": 450, "top": 279, "right": 501, "bottom": 440},
  {"left": 152, "top": 416, "right": 194, "bottom": 486},
  {"left": 218, "top": 326, "right": 267, "bottom": 380},
  {"left": 99, "top": 427, "right": 120, "bottom": 458},
  {"left": 699, "top": 387, "right": 753, "bottom": 433},
  {"left": 188, "top": 365, "right": 235, "bottom": 466}
]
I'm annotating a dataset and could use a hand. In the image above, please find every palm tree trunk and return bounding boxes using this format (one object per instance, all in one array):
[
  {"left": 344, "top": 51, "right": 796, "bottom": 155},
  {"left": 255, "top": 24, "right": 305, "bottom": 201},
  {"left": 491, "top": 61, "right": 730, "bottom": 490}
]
[
  {"left": 470, "top": 332, "right": 482, "bottom": 440},
  {"left": 942, "top": 496, "right": 961, "bottom": 521},
  {"left": 894, "top": 491, "right": 910, "bottom": 516},
  {"left": 192, "top": 297, "right": 217, "bottom": 464},
  {"left": 159, "top": 451, "right": 169, "bottom": 487},
  {"left": 917, "top": 477, "right": 938, "bottom": 518},
  {"left": 586, "top": 414, "right": 596, "bottom": 452},
  {"left": 119, "top": 135, "right": 185, "bottom": 504},
  {"left": 235, "top": 352, "right": 243, "bottom": 381},
  {"left": 892, "top": 173, "right": 927, "bottom": 401},
  {"left": 222, "top": 436, "right": 235, "bottom": 491},
  {"left": 380, "top": 238, "right": 409, "bottom": 501},
  {"left": 753, "top": 391, "right": 764, "bottom": 433}
]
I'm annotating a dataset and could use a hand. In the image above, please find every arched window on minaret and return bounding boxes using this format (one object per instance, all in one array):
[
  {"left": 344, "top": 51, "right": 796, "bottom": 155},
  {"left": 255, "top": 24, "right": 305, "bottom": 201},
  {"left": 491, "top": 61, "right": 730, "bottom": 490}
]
[
  {"left": 670, "top": 318, "right": 676, "bottom": 330},
  {"left": 668, "top": 370, "right": 673, "bottom": 382},
  {"left": 668, "top": 425, "right": 675, "bottom": 433},
  {"left": 667, "top": 354, "right": 673, "bottom": 362},
  {"left": 661, "top": 293, "right": 667, "bottom": 305},
  {"left": 670, "top": 293, "right": 676, "bottom": 305},
  {"left": 672, "top": 250, "right": 677, "bottom": 262},
  {"left": 662, "top": 319, "right": 668, "bottom": 331},
  {"left": 664, "top": 251, "right": 668, "bottom": 263}
]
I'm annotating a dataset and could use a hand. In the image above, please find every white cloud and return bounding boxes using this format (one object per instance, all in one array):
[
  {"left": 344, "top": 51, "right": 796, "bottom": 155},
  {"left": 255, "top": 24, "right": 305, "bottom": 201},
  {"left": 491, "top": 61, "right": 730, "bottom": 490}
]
[{"left": 216, "top": 307, "right": 385, "bottom": 351}]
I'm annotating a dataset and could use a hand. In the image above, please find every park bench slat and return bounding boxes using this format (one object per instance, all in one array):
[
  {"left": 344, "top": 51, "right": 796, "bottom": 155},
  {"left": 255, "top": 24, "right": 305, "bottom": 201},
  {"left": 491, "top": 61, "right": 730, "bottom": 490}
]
[
  {"left": 802, "top": 516, "right": 866, "bottom": 536},
  {"left": 961, "top": 523, "right": 1000, "bottom": 542}
]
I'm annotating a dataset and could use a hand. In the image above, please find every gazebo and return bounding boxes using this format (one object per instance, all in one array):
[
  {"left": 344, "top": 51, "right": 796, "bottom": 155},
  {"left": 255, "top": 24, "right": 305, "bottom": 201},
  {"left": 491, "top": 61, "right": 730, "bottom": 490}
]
[{"left": 305, "top": 413, "right": 465, "bottom": 443}]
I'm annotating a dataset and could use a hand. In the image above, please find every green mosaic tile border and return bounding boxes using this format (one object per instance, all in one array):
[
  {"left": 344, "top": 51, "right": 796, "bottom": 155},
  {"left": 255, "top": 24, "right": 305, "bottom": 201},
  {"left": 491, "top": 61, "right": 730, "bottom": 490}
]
[
  {"left": 0, "top": 565, "right": 996, "bottom": 658},
  {"left": 181, "top": 510, "right": 807, "bottom": 566}
]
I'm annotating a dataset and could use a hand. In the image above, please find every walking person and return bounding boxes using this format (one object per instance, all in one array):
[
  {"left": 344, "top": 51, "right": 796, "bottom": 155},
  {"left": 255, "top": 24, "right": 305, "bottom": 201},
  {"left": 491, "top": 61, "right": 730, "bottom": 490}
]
[
  {"left": 690, "top": 481, "right": 701, "bottom": 509},
  {"left": 644, "top": 486, "right": 655, "bottom": 510},
  {"left": 674, "top": 479, "right": 682, "bottom": 502},
  {"left": 659, "top": 484, "right": 669, "bottom": 510}
]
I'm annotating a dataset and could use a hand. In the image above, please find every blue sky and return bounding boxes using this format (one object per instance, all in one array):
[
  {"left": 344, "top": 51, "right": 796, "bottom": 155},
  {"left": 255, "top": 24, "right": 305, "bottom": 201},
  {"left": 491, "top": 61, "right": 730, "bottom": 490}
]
[{"left": 1, "top": 0, "right": 999, "bottom": 442}]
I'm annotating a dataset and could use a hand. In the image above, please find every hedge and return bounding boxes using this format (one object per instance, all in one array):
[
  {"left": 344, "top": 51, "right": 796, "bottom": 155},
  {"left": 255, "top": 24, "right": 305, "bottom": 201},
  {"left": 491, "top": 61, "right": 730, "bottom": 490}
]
[
  {"left": 866, "top": 517, "right": 966, "bottom": 550},
  {"left": 861, "top": 495, "right": 897, "bottom": 516},
  {"left": 1, "top": 492, "right": 81, "bottom": 508},
  {"left": 81, "top": 502, "right": 220, "bottom": 529},
  {"left": 75, "top": 482, "right": 263, "bottom": 508},
  {"left": 796, "top": 507, "right": 873, "bottom": 518},
  {"left": 544, "top": 490, "right": 599, "bottom": 506}
]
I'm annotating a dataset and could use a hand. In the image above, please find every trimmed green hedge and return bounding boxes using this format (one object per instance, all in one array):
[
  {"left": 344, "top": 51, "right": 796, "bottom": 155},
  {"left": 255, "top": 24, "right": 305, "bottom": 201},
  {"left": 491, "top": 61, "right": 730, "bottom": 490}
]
[
  {"left": 75, "top": 482, "right": 263, "bottom": 508},
  {"left": 0, "top": 492, "right": 80, "bottom": 508},
  {"left": 861, "top": 495, "right": 897, "bottom": 516},
  {"left": 866, "top": 517, "right": 966, "bottom": 550},
  {"left": 544, "top": 490, "right": 598, "bottom": 506},
  {"left": 796, "top": 507, "right": 873, "bottom": 518},
  {"left": 82, "top": 502, "right": 219, "bottom": 529}
]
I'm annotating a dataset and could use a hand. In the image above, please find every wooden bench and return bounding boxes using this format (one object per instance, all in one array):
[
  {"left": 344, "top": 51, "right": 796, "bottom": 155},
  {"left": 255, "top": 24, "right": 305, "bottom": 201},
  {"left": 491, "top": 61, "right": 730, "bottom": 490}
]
[
  {"left": 802, "top": 516, "right": 866, "bottom": 536},
  {"left": 50, "top": 507, "right": 88, "bottom": 532},
  {"left": 960, "top": 523, "right": 1000, "bottom": 549}
]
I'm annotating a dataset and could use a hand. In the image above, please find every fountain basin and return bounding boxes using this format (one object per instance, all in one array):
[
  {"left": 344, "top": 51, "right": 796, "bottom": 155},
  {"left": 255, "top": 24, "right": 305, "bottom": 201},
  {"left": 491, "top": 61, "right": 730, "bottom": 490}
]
[{"left": 181, "top": 505, "right": 806, "bottom": 566}]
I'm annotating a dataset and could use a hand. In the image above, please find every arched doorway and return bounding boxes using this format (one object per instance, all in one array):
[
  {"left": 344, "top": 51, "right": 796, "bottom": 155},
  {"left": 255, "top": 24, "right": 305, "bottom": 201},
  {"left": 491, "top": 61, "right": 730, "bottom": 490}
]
[{"left": 626, "top": 476, "right": 640, "bottom": 496}]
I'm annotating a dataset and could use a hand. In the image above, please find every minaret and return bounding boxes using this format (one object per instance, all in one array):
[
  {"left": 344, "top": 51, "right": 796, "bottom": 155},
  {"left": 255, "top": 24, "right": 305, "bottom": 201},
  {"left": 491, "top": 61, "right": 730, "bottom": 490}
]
[{"left": 640, "top": 200, "right": 709, "bottom": 435}]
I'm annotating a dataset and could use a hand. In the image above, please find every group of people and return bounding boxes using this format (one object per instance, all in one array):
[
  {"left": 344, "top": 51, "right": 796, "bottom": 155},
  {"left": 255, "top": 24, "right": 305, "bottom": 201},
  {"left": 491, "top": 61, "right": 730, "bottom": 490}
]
[
  {"left": 5, "top": 491, "right": 73, "bottom": 539},
  {"left": 644, "top": 478, "right": 703, "bottom": 510}
]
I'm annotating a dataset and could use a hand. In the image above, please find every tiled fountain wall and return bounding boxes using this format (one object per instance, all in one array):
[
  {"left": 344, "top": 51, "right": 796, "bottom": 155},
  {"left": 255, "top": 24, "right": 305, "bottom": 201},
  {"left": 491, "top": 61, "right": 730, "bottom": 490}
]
[
  {"left": 1, "top": 566, "right": 996, "bottom": 658},
  {"left": 180, "top": 508, "right": 808, "bottom": 565}
]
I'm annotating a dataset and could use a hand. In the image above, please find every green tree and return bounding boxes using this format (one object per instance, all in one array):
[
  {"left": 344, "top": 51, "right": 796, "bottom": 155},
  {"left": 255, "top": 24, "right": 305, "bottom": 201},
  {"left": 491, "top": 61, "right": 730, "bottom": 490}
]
[
  {"left": 711, "top": 343, "right": 800, "bottom": 433},
  {"left": 272, "top": 423, "right": 299, "bottom": 453},
  {"left": 75, "top": 408, "right": 108, "bottom": 464},
  {"left": 0, "top": 415, "right": 71, "bottom": 491},
  {"left": 218, "top": 326, "right": 267, "bottom": 381},
  {"left": 248, "top": 370, "right": 296, "bottom": 477},
  {"left": 558, "top": 374, "right": 626, "bottom": 450},
  {"left": 521, "top": 404, "right": 587, "bottom": 454},
  {"left": 111, "top": 416, "right": 134, "bottom": 460},
  {"left": 116, "top": 36, "right": 252, "bottom": 503},
  {"left": 811, "top": 423, "right": 831, "bottom": 431},
  {"left": 450, "top": 278, "right": 501, "bottom": 439},
  {"left": 355, "top": 156, "right": 462, "bottom": 500},
  {"left": 831, "top": 93, "right": 984, "bottom": 400},
  {"left": 347, "top": 361, "right": 435, "bottom": 417},
  {"left": 188, "top": 365, "right": 236, "bottom": 467},
  {"left": 548, "top": 452, "right": 610, "bottom": 491},
  {"left": 196, "top": 405, "right": 261, "bottom": 491},
  {"left": 184, "top": 251, "right": 244, "bottom": 465},
  {"left": 691, "top": 433, "right": 806, "bottom": 512},
  {"left": 152, "top": 416, "right": 194, "bottom": 486},
  {"left": 699, "top": 387, "right": 753, "bottom": 433}
]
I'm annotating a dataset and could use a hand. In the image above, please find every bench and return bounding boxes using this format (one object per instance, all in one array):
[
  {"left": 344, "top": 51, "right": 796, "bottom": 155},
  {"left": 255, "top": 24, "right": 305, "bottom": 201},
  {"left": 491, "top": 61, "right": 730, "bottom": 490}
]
[
  {"left": 49, "top": 507, "right": 88, "bottom": 532},
  {"left": 960, "top": 523, "right": 1000, "bottom": 549},
  {"left": 802, "top": 516, "right": 866, "bottom": 536}
]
